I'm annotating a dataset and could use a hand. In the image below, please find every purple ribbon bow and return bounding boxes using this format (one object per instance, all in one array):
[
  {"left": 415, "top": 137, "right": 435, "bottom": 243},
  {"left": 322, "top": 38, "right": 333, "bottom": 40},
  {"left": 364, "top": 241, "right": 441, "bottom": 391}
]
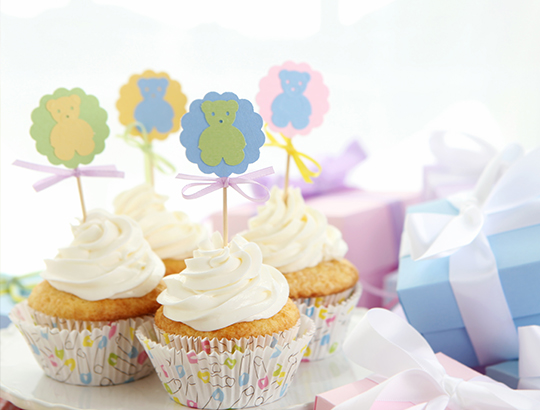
[
  {"left": 253, "top": 140, "right": 367, "bottom": 199},
  {"left": 13, "top": 160, "right": 125, "bottom": 192},
  {"left": 176, "top": 167, "right": 275, "bottom": 202}
]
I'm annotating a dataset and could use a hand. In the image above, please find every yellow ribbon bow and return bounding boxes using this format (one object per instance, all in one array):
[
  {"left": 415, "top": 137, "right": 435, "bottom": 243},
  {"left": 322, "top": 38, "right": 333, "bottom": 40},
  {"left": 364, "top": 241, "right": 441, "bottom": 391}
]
[
  {"left": 118, "top": 122, "right": 176, "bottom": 184},
  {"left": 264, "top": 127, "right": 322, "bottom": 183}
]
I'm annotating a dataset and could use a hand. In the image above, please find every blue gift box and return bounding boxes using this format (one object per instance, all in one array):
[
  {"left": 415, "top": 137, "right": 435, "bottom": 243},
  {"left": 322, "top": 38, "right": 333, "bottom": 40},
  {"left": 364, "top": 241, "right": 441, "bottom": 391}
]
[
  {"left": 486, "top": 360, "right": 540, "bottom": 390},
  {"left": 485, "top": 360, "right": 520, "bottom": 389},
  {"left": 397, "top": 199, "right": 540, "bottom": 368}
]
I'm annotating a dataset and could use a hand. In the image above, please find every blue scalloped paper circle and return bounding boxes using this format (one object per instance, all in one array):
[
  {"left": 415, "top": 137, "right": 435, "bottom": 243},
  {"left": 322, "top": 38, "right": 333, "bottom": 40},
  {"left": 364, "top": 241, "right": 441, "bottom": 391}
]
[{"left": 180, "top": 92, "right": 265, "bottom": 177}]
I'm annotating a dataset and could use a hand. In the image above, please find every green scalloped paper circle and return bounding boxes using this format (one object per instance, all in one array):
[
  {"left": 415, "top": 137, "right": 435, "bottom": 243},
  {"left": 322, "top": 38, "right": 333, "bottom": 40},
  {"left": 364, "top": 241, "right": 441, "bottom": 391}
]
[{"left": 30, "top": 88, "right": 110, "bottom": 169}]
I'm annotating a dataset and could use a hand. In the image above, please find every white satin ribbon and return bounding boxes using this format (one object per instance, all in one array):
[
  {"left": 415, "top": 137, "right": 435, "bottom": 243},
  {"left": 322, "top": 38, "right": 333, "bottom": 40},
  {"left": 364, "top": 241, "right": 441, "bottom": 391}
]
[
  {"left": 402, "top": 145, "right": 540, "bottom": 366},
  {"left": 430, "top": 130, "right": 497, "bottom": 176},
  {"left": 518, "top": 326, "right": 540, "bottom": 390},
  {"left": 334, "top": 309, "right": 540, "bottom": 410}
]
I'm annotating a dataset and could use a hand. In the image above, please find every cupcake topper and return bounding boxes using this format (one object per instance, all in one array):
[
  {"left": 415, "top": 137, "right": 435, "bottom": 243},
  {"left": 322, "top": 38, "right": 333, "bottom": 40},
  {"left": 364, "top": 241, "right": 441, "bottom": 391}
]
[
  {"left": 256, "top": 61, "right": 328, "bottom": 200},
  {"left": 178, "top": 92, "right": 273, "bottom": 243},
  {"left": 117, "top": 70, "right": 187, "bottom": 186},
  {"left": 14, "top": 88, "right": 124, "bottom": 221}
]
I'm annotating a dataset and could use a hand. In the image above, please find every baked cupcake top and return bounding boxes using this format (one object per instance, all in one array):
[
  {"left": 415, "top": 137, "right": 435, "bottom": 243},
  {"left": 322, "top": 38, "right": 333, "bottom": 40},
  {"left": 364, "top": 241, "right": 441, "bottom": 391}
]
[
  {"left": 42, "top": 209, "right": 165, "bottom": 301},
  {"left": 240, "top": 186, "right": 348, "bottom": 273},
  {"left": 157, "top": 232, "right": 289, "bottom": 332},
  {"left": 113, "top": 183, "right": 208, "bottom": 260}
]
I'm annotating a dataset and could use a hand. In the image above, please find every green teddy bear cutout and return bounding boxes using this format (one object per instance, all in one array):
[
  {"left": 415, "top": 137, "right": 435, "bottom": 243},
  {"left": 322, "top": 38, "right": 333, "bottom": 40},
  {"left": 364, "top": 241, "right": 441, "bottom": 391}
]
[{"left": 199, "top": 100, "right": 246, "bottom": 166}]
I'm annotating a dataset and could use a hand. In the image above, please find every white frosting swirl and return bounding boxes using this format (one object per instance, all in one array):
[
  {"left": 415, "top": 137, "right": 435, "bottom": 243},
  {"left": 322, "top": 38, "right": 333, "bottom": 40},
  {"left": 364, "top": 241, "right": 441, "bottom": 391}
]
[
  {"left": 240, "top": 187, "right": 348, "bottom": 273},
  {"left": 157, "top": 232, "right": 289, "bottom": 331},
  {"left": 42, "top": 209, "right": 165, "bottom": 301},
  {"left": 114, "top": 184, "right": 208, "bottom": 260}
]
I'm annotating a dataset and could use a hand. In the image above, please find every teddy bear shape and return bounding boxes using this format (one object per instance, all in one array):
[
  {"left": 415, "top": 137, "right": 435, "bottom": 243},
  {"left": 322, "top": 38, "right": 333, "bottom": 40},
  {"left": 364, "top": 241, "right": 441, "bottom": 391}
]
[
  {"left": 46, "top": 95, "right": 95, "bottom": 161},
  {"left": 198, "top": 100, "right": 246, "bottom": 167},
  {"left": 271, "top": 70, "right": 312, "bottom": 130},
  {"left": 134, "top": 78, "right": 174, "bottom": 134}
]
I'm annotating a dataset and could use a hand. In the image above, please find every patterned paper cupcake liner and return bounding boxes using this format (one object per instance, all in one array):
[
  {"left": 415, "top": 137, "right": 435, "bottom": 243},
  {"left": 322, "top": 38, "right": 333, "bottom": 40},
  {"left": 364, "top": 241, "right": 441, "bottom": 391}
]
[
  {"left": 136, "top": 314, "right": 315, "bottom": 409},
  {"left": 154, "top": 318, "right": 300, "bottom": 354},
  {"left": 9, "top": 301, "right": 155, "bottom": 386},
  {"left": 294, "top": 283, "right": 362, "bottom": 362}
]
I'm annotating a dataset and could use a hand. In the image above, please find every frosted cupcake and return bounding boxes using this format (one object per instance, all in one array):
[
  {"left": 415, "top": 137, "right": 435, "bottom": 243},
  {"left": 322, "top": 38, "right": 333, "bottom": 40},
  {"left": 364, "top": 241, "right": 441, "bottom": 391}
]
[
  {"left": 240, "top": 186, "right": 361, "bottom": 360},
  {"left": 9, "top": 209, "right": 165, "bottom": 386},
  {"left": 136, "top": 232, "right": 315, "bottom": 408},
  {"left": 114, "top": 183, "right": 208, "bottom": 275}
]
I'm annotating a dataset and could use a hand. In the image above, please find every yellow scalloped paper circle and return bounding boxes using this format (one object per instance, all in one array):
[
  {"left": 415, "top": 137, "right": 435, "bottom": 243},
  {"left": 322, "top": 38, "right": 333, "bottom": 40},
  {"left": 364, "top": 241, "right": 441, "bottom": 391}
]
[{"left": 116, "top": 70, "right": 187, "bottom": 142}]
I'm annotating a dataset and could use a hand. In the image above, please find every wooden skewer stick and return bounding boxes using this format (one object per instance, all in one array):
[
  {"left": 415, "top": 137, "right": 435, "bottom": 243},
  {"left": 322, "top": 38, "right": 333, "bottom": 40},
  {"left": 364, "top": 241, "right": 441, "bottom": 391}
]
[
  {"left": 223, "top": 186, "right": 228, "bottom": 245},
  {"left": 283, "top": 153, "right": 291, "bottom": 202},
  {"left": 76, "top": 175, "right": 87, "bottom": 222}
]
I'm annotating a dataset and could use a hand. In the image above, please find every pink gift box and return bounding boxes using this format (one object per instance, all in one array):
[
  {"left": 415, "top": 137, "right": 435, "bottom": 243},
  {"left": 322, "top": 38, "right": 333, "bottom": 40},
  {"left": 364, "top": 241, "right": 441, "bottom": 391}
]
[
  {"left": 314, "top": 353, "right": 480, "bottom": 410},
  {"left": 208, "top": 189, "right": 421, "bottom": 308}
]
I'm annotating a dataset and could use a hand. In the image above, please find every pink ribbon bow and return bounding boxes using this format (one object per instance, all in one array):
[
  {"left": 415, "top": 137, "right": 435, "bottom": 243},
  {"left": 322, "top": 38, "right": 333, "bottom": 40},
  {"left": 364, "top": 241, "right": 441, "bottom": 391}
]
[
  {"left": 13, "top": 160, "right": 124, "bottom": 191},
  {"left": 176, "top": 167, "right": 274, "bottom": 202}
]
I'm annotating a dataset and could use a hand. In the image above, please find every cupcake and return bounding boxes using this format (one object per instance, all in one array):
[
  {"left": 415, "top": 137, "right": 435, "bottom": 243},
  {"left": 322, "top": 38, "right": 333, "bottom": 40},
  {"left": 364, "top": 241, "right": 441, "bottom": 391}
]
[
  {"left": 114, "top": 183, "right": 208, "bottom": 275},
  {"left": 240, "top": 186, "right": 361, "bottom": 360},
  {"left": 9, "top": 209, "right": 166, "bottom": 386},
  {"left": 135, "top": 232, "right": 315, "bottom": 408}
]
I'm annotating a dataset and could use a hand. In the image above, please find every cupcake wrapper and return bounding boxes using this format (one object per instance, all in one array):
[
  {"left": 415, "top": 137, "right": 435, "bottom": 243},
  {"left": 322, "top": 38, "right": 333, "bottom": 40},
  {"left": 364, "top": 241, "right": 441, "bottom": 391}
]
[
  {"left": 294, "top": 283, "right": 362, "bottom": 362},
  {"left": 136, "top": 315, "right": 315, "bottom": 409},
  {"left": 154, "top": 319, "right": 300, "bottom": 354},
  {"left": 9, "top": 301, "right": 155, "bottom": 386}
]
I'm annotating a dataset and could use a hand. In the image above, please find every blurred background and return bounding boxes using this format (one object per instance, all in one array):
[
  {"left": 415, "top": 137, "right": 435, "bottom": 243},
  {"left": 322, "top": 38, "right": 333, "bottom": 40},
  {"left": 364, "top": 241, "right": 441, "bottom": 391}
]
[{"left": 1, "top": 0, "right": 540, "bottom": 275}]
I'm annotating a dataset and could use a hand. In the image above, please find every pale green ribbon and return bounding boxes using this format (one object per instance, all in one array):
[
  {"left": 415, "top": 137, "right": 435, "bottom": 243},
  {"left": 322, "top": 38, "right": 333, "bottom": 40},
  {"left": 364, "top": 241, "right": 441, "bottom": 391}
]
[{"left": 118, "top": 122, "right": 176, "bottom": 184}]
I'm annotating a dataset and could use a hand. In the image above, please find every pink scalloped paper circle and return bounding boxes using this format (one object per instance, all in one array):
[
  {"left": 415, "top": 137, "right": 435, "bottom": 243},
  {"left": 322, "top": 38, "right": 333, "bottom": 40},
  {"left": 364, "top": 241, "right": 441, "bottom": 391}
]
[{"left": 256, "top": 61, "right": 329, "bottom": 137}]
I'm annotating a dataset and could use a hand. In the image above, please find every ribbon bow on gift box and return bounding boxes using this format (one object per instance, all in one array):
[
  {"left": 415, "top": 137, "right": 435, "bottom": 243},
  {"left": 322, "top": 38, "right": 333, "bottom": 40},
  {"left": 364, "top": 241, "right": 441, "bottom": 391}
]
[
  {"left": 423, "top": 130, "right": 500, "bottom": 200},
  {"left": 518, "top": 326, "right": 540, "bottom": 390},
  {"left": 402, "top": 145, "right": 540, "bottom": 366},
  {"left": 335, "top": 309, "right": 540, "bottom": 410},
  {"left": 429, "top": 130, "right": 498, "bottom": 176}
]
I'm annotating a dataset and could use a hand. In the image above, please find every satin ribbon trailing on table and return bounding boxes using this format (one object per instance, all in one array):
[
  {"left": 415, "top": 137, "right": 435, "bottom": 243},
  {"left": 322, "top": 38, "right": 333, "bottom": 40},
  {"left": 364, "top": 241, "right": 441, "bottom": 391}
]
[
  {"left": 12, "top": 160, "right": 125, "bottom": 191},
  {"left": 0, "top": 271, "right": 42, "bottom": 304},
  {"left": 518, "top": 326, "right": 540, "bottom": 390},
  {"left": 401, "top": 144, "right": 540, "bottom": 366},
  {"left": 334, "top": 309, "right": 540, "bottom": 410},
  {"left": 176, "top": 167, "right": 275, "bottom": 202}
]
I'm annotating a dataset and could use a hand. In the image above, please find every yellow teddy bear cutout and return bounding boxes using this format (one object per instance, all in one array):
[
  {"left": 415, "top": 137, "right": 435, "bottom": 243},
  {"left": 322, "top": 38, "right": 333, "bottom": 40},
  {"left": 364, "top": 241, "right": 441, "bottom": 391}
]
[{"left": 46, "top": 95, "right": 95, "bottom": 161}]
